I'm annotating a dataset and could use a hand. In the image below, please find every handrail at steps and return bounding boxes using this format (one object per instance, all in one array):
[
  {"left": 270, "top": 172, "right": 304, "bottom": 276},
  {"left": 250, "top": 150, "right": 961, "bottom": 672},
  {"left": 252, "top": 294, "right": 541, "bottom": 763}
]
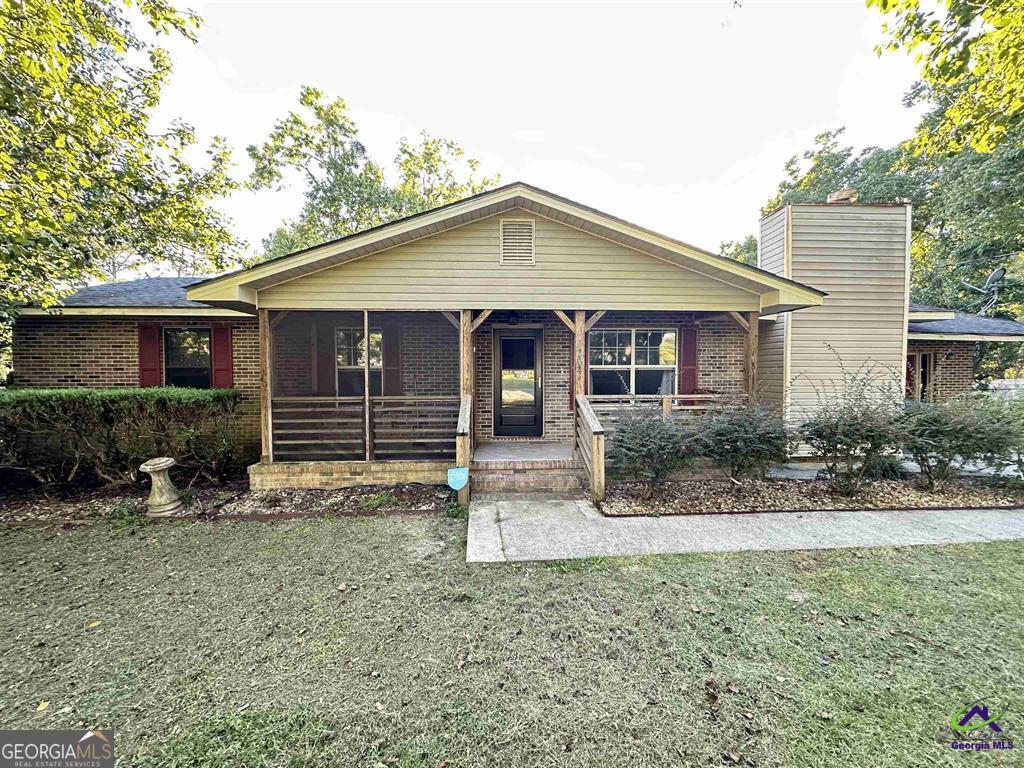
[
  {"left": 455, "top": 394, "right": 473, "bottom": 505},
  {"left": 575, "top": 395, "right": 606, "bottom": 502}
]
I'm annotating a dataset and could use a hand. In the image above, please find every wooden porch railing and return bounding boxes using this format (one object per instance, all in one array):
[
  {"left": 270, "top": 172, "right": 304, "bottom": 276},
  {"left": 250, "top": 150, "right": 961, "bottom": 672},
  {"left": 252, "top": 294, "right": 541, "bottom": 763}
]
[
  {"left": 575, "top": 395, "right": 605, "bottom": 503},
  {"left": 270, "top": 395, "right": 460, "bottom": 462},
  {"left": 586, "top": 393, "right": 743, "bottom": 432},
  {"left": 455, "top": 394, "right": 472, "bottom": 505},
  {"left": 270, "top": 396, "right": 366, "bottom": 462}
]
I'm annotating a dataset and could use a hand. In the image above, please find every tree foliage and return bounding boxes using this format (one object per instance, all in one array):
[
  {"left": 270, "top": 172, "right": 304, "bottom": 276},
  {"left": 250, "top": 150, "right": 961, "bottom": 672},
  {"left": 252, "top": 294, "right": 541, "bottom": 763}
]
[
  {"left": 248, "top": 87, "right": 499, "bottom": 260},
  {"left": 0, "top": 0, "right": 240, "bottom": 314},
  {"left": 868, "top": 0, "right": 1024, "bottom": 153},
  {"left": 719, "top": 235, "right": 757, "bottom": 266}
]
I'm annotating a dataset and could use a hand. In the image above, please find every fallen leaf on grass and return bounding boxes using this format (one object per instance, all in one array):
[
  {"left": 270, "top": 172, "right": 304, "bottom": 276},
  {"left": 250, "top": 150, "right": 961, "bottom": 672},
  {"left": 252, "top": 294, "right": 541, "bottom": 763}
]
[
  {"left": 86, "top": 620, "right": 102, "bottom": 629},
  {"left": 36, "top": 701, "right": 49, "bottom": 712},
  {"left": 723, "top": 750, "right": 742, "bottom": 764}
]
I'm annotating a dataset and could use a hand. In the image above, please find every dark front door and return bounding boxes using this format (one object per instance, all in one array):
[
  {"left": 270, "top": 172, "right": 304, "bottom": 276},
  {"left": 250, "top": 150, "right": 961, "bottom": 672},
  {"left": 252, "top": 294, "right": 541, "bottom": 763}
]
[{"left": 493, "top": 328, "right": 543, "bottom": 436}]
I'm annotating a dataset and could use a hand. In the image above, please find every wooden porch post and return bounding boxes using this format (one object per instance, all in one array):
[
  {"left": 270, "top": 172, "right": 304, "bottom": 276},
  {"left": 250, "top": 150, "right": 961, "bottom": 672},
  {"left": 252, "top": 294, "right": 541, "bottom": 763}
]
[
  {"left": 460, "top": 309, "right": 473, "bottom": 398},
  {"left": 573, "top": 310, "right": 586, "bottom": 405},
  {"left": 457, "top": 309, "right": 474, "bottom": 506},
  {"left": 746, "top": 311, "right": 759, "bottom": 397},
  {"left": 258, "top": 308, "right": 273, "bottom": 462},
  {"left": 364, "top": 309, "right": 373, "bottom": 462}
]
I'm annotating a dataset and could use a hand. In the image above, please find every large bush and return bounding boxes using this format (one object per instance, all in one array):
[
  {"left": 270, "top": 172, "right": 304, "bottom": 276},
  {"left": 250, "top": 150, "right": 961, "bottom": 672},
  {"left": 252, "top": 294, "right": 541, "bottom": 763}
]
[
  {"left": 900, "top": 395, "right": 1018, "bottom": 490},
  {"left": 607, "top": 408, "right": 692, "bottom": 493},
  {"left": 0, "top": 388, "right": 243, "bottom": 486},
  {"left": 799, "top": 366, "right": 904, "bottom": 495},
  {"left": 694, "top": 403, "right": 791, "bottom": 480}
]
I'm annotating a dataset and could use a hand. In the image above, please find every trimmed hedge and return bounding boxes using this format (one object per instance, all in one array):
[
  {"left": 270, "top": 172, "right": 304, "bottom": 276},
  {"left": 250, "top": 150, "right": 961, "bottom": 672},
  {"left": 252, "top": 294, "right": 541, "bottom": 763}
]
[{"left": 0, "top": 387, "right": 243, "bottom": 486}]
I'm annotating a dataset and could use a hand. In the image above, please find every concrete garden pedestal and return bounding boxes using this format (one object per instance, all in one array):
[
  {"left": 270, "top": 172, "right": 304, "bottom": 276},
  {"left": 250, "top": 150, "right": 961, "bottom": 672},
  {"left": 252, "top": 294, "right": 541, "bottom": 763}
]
[{"left": 139, "top": 457, "right": 184, "bottom": 517}]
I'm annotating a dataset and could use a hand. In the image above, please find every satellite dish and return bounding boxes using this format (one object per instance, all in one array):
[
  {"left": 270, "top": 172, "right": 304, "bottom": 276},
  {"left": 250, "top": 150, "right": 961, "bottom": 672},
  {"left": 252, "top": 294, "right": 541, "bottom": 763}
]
[
  {"left": 961, "top": 267, "right": 1007, "bottom": 316},
  {"left": 983, "top": 267, "right": 1006, "bottom": 290}
]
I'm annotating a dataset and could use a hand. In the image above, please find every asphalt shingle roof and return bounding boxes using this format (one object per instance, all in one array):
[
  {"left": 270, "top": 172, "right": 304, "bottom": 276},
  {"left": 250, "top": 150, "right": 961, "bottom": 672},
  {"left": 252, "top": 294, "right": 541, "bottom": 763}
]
[
  {"left": 61, "top": 277, "right": 209, "bottom": 308},
  {"left": 908, "top": 311, "right": 1024, "bottom": 337},
  {"left": 909, "top": 302, "right": 953, "bottom": 314}
]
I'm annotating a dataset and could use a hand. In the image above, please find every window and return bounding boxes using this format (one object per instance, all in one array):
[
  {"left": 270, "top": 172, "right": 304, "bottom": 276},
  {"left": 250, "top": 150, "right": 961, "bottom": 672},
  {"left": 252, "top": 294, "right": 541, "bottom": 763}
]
[
  {"left": 336, "top": 327, "right": 384, "bottom": 396},
  {"left": 588, "top": 328, "right": 677, "bottom": 395},
  {"left": 906, "top": 352, "right": 934, "bottom": 401},
  {"left": 164, "top": 328, "right": 211, "bottom": 388},
  {"left": 499, "top": 219, "right": 535, "bottom": 265}
]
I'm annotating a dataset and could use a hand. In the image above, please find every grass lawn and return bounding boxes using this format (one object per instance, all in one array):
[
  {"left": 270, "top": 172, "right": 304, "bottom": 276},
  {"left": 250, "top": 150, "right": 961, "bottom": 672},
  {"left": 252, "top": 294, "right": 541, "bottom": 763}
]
[{"left": 0, "top": 513, "right": 1020, "bottom": 767}]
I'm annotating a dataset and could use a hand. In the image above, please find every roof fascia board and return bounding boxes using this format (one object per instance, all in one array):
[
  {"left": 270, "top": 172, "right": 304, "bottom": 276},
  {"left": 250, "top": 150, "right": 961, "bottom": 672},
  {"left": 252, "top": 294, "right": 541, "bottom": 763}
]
[
  {"left": 18, "top": 307, "right": 250, "bottom": 317},
  {"left": 907, "top": 332, "right": 1024, "bottom": 342},
  {"left": 908, "top": 310, "right": 956, "bottom": 321}
]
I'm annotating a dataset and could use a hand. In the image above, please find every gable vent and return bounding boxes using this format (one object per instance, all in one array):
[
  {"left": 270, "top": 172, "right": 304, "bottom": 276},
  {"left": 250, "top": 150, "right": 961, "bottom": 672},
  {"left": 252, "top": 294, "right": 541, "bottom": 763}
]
[{"left": 499, "top": 219, "right": 536, "bottom": 266}]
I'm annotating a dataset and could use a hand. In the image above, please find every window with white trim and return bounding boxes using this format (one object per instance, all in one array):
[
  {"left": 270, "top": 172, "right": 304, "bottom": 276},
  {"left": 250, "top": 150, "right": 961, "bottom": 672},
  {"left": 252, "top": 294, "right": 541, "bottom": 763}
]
[
  {"left": 588, "top": 328, "right": 677, "bottom": 395},
  {"left": 336, "top": 327, "right": 383, "bottom": 396}
]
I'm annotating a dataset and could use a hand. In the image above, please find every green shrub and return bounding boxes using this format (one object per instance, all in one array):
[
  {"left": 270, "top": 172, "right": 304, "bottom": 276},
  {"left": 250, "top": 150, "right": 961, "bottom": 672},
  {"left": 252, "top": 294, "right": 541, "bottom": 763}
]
[
  {"left": 607, "top": 408, "right": 691, "bottom": 493},
  {"left": 861, "top": 453, "right": 910, "bottom": 481},
  {"left": 694, "top": 403, "right": 791, "bottom": 479},
  {"left": 799, "top": 365, "right": 904, "bottom": 495},
  {"left": 0, "top": 387, "right": 242, "bottom": 487},
  {"left": 899, "top": 395, "right": 1017, "bottom": 490}
]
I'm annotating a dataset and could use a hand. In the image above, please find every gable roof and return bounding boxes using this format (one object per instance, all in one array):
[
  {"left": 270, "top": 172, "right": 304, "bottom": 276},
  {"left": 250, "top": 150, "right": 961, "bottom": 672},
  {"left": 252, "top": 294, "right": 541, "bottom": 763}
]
[
  {"left": 908, "top": 311, "right": 1024, "bottom": 342},
  {"left": 186, "top": 182, "right": 826, "bottom": 314}
]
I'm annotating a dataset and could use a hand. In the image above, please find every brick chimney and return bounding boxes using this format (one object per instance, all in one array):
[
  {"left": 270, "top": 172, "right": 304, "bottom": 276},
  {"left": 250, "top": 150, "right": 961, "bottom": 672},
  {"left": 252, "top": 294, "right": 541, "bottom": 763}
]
[{"left": 826, "top": 188, "right": 859, "bottom": 204}]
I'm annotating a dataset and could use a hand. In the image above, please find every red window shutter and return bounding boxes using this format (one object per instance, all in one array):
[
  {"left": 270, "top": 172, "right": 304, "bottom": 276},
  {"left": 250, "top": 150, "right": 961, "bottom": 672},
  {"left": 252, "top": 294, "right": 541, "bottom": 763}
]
[
  {"left": 138, "top": 323, "right": 161, "bottom": 387},
  {"left": 678, "top": 326, "right": 698, "bottom": 395},
  {"left": 211, "top": 326, "right": 233, "bottom": 388}
]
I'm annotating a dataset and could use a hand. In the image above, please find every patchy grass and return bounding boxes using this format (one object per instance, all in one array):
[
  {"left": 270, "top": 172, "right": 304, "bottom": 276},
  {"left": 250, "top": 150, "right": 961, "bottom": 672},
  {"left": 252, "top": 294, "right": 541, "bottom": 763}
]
[{"left": 0, "top": 516, "right": 1021, "bottom": 767}]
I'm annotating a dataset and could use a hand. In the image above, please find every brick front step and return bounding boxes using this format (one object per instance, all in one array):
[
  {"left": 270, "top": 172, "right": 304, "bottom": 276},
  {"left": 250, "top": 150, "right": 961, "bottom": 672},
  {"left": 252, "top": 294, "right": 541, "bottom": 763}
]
[{"left": 470, "top": 467, "right": 584, "bottom": 493}]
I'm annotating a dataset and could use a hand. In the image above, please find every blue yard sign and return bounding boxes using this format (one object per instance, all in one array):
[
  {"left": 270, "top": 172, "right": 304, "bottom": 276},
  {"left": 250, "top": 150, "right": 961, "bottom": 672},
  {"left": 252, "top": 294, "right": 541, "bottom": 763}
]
[{"left": 447, "top": 466, "right": 469, "bottom": 491}]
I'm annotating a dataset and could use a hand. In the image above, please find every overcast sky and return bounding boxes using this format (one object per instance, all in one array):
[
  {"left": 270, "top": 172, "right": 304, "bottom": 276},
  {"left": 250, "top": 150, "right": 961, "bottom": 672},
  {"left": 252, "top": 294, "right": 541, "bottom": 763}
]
[{"left": 157, "top": 0, "right": 924, "bottom": 263}]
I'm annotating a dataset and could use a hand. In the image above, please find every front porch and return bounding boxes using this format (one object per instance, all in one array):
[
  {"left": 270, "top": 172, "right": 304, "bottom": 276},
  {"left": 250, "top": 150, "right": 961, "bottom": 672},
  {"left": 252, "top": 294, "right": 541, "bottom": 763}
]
[{"left": 253, "top": 308, "right": 760, "bottom": 500}]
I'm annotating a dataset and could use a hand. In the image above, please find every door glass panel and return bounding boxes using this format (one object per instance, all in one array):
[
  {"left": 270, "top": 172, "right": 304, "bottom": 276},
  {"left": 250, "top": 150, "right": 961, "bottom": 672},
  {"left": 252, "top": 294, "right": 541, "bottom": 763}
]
[{"left": 501, "top": 338, "right": 535, "bottom": 405}]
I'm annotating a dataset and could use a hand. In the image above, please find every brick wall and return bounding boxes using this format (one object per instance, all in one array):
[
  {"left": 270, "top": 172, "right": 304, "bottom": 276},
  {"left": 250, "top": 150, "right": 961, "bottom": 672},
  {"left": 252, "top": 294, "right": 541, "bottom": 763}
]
[
  {"left": 399, "top": 313, "right": 459, "bottom": 396},
  {"left": 907, "top": 339, "right": 976, "bottom": 401},
  {"left": 12, "top": 315, "right": 262, "bottom": 448}
]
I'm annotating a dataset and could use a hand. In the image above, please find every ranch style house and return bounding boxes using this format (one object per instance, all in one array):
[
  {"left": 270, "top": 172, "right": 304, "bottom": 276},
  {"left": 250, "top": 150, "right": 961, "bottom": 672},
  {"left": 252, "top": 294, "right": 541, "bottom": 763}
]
[{"left": 13, "top": 183, "right": 1024, "bottom": 500}]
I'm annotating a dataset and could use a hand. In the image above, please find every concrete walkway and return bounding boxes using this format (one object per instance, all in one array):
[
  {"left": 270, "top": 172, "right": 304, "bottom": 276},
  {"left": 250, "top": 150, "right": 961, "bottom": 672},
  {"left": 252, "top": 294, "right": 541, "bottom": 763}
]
[{"left": 466, "top": 496, "right": 1024, "bottom": 563}]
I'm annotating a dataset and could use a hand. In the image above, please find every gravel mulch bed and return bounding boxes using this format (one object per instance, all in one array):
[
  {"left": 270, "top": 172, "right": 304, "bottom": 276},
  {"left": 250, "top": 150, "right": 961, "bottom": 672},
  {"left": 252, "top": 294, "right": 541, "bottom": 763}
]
[
  {"left": 0, "top": 479, "right": 453, "bottom": 526},
  {"left": 601, "top": 478, "right": 1024, "bottom": 516}
]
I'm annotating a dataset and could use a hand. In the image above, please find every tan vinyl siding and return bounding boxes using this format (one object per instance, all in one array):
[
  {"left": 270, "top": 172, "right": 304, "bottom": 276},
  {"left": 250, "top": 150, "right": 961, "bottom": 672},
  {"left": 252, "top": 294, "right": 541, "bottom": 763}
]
[
  {"left": 258, "top": 210, "right": 761, "bottom": 311},
  {"left": 758, "top": 207, "right": 787, "bottom": 276},
  {"left": 755, "top": 207, "right": 789, "bottom": 406},
  {"left": 786, "top": 205, "right": 909, "bottom": 420},
  {"left": 757, "top": 316, "right": 787, "bottom": 405}
]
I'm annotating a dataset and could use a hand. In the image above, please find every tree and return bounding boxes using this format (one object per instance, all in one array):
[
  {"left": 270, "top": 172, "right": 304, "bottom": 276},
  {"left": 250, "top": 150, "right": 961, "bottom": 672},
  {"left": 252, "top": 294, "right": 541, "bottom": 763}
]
[
  {"left": 247, "top": 87, "right": 498, "bottom": 260},
  {"left": 0, "top": 0, "right": 240, "bottom": 311},
  {"left": 868, "top": 0, "right": 1024, "bottom": 153},
  {"left": 719, "top": 235, "right": 757, "bottom": 266}
]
